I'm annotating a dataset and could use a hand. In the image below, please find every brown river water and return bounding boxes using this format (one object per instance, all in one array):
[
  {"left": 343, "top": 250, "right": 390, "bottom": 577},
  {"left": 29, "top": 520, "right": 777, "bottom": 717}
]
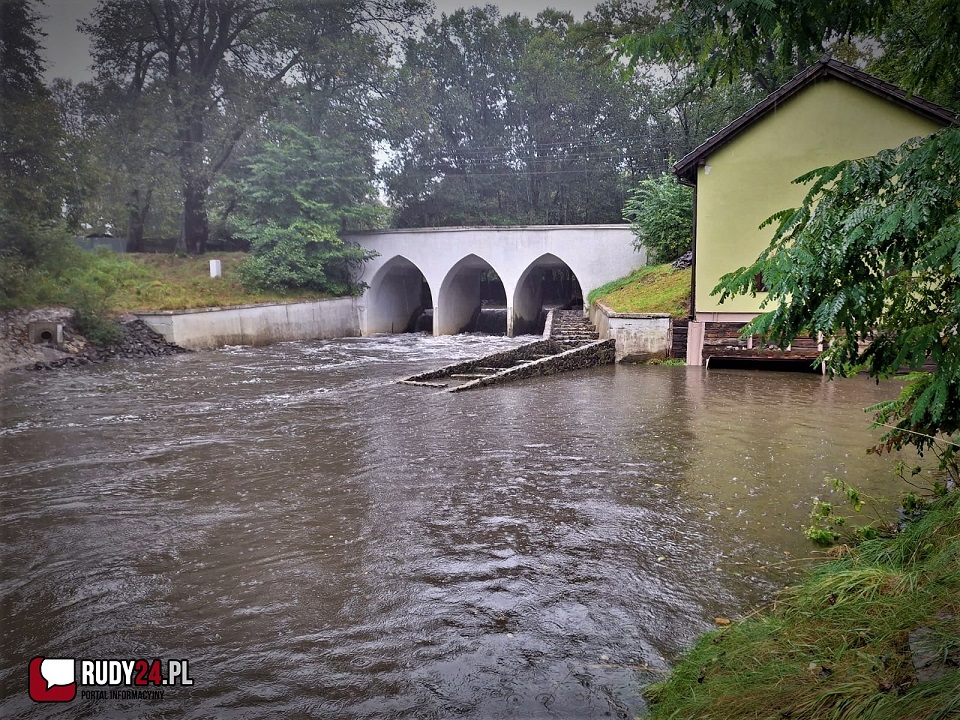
[{"left": 0, "top": 334, "right": 920, "bottom": 718}]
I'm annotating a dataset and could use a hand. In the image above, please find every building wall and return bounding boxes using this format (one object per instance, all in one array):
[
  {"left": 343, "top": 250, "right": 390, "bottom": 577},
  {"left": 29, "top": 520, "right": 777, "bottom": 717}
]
[{"left": 695, "top": 78, "right": 944, "bottom": 316}]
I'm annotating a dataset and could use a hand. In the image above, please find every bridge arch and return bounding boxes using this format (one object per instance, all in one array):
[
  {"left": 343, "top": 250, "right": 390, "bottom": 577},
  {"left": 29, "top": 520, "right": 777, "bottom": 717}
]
[
  {"left": 366, "top": 255, "right": 434, "bottom": 334},
  {"left": 436, "top": 254, "right": 507, "bottom": 336},
  {"left": 511, "top": 253, "right": 585, "bottom": 335}
]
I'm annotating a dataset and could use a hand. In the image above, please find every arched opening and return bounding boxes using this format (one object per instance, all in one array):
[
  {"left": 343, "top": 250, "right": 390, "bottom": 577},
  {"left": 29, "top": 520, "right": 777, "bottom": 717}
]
[
  {"left": 436, "top": 254, "right": 507, "bottom": 336},
  {"left": 367, "top": 256, "right": 434, "bottom": 334},
  {"left": 512, "top": 254, "right": 584, "bottom": 336}
]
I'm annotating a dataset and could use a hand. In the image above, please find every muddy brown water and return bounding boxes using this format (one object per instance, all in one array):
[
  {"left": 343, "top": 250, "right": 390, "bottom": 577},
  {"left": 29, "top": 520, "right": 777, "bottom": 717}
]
[{"left": 0, "top": 334, "right": 920, "bottom": 718}]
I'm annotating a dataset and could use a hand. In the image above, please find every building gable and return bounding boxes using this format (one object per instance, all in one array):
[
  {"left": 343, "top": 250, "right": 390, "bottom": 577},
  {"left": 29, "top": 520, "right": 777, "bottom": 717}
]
[{"left": 675, "top": 57, "right": 955, "bottom": 184}]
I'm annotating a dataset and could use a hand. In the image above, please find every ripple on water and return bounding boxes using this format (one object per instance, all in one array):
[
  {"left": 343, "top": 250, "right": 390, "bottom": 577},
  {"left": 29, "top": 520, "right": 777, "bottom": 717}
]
[{"left": 0, "top": 336, "right": 926, "bottom": 719}]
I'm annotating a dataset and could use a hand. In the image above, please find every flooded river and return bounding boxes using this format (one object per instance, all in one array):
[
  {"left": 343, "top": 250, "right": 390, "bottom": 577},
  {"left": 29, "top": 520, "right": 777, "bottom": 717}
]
[{"left": 0, "top": 334, "right": 918, "bottom": 718}]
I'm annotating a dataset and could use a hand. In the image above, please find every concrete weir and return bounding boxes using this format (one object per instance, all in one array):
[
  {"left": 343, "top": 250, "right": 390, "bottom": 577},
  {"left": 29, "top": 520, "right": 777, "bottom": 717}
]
[{"left": 398, "top": 310, "right": 615, "bottom": 392}]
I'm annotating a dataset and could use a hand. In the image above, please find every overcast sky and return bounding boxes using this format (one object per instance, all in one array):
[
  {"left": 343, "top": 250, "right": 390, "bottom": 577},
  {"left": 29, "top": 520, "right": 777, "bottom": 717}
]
[{"left": 40, "top": 0, "right": 597, "bottom": 83}]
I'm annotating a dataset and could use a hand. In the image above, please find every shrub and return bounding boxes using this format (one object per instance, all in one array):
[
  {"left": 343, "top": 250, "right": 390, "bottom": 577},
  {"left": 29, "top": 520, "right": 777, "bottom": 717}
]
[
  {"left": 623, "top": 173, "right": 693, "bottom": 263},
  {"left": 65, "top": 248, "right": 146, "bottom": 345},
  {"left": 236, "top": 220, "right": 374, "bottom": 296},
  {"left": 0, "top": 212, "right": 84, "bottom": 309}
]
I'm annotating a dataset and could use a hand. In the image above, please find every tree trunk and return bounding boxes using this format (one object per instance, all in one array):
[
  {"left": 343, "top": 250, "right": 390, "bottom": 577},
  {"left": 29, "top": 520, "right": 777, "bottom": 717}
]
[
  {"left": 182, "top": 180, "right": 209, "bottom": 255},
  {"left": 125, "top": 188, "right": 149, "bottom": 253}
]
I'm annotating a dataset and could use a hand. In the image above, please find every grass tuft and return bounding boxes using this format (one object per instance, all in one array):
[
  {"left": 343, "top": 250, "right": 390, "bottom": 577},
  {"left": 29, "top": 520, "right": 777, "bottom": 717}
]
[
  {"left": 587, "top": 263, "right": 690, "bottom": 317},
  {"left": 645, "top": 490, "right": 960, "bottom": 719}
]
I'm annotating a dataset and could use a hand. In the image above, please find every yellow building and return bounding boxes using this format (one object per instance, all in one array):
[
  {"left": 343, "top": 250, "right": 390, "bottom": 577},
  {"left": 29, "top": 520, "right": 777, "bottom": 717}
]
[{"left": 675, "top": 57, "right": 955, "bottom": 366}]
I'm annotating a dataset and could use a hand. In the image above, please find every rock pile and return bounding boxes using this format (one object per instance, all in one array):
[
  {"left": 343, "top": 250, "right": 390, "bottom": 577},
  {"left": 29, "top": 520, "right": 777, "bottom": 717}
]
[
  {"left": 30, "top": 319, "right": 190, "bottom": 371},
  {"left": 1, "top": 309, "right": 190, "bottom": 373},
  {"left": 671, "top": 250, "right": 693, "bottom": 270}
]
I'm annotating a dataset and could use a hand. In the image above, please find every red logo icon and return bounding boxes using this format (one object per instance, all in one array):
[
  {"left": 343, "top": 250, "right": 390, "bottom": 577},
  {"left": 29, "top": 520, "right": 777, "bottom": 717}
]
[{"left": 29, "top": 657, "right": 77, "bottom": 702}]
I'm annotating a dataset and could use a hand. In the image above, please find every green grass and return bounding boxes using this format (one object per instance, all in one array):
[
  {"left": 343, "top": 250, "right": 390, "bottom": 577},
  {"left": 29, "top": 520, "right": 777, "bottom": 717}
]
[
  {"left": 112, "top": 253, "right": 328, "bottom": 311},
  {"left": 5, "top": 249, "right": 329, "bottom": 313},
  {"left": 646, "top": 357, "right": 686, "bottom": 367},
  {"left": 644, "top": 490, "right": 960, "bottom": 720},
  {"left": 588, "top": 263, "right": 690, "bottom": 317}
]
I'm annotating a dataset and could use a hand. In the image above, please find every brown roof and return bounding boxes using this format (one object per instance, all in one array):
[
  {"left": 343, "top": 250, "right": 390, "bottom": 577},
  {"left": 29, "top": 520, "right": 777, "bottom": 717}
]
[{"left": 673, "top": 56, "right": 957, "bottom": 184}]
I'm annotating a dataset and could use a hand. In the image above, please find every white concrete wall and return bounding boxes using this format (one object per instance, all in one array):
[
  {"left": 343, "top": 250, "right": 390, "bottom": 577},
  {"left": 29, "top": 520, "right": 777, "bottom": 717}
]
[
  {"left": 138, "top": 298, "right": 361, "bottom": 350},
  {"left": 436, "top": 265, "right": 482, "bottom": 335},
  {"left": 349, "top": 225, "right": 644, "bottom": 337},
  {"left": 366, "top": 258, "right": 425, "bottom": 334},
  {"left": 592, "top": 302, "right": 671, "bottom": 362},
  {"left": 513, "top": 266, "right": 544, "bottom": 335}
]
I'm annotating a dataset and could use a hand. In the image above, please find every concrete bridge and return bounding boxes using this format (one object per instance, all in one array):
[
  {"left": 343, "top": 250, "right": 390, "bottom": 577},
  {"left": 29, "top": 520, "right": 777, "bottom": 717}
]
[{"left": 349, "top": 225, "right": 644, "bottom": 337}]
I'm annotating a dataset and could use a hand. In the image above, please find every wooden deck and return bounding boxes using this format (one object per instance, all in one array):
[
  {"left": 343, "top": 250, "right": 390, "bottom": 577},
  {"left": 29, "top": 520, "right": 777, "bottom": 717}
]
[{"left": 701, "top": 321, "right": 824, "bottom": 370}]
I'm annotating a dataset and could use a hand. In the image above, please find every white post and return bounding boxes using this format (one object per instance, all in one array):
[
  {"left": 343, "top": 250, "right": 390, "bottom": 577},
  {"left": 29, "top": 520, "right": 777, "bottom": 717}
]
[{"left": 209, "top": 259, "right": 222, "bottom": 278}]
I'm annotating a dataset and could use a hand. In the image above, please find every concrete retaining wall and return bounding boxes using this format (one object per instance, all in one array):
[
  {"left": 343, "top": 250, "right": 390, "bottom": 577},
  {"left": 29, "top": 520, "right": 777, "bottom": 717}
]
[
  {"left": 591, "top": 302, "right": 671, "bottom": 363},
  {"left": 137, "top": 298, "right": 361, "bottom": 350}
]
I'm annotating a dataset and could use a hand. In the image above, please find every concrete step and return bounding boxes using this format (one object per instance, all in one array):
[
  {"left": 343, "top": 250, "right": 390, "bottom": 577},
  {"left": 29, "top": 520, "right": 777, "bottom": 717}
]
[{"left": 399, "top": 379, "right": 448, "bottom": 388}]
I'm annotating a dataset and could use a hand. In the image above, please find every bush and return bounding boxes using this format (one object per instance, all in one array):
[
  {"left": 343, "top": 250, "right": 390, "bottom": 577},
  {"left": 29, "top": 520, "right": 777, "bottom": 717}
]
[
  {"left": 236, "top": 220, "right": 374, "bottom": 296},
  {"left": 0, "top": 213, "right": 84, "bottom": 309},
  {"left": 64, "top": 248, "right": 143, "bottom": 345},
  {"left": 71, "top": 295, "right": 124, "bottom": 346},
  {"left": 623, "top": 173, "right": 693, "bottom": 263}
]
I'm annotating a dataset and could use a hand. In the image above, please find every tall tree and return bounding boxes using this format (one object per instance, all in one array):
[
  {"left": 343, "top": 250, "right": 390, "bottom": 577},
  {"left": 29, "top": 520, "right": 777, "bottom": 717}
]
[
  {"left": 82, "top": 0, "right": 424, "bottom": 254},
  {"left": 0, "top": 0, "right": 45, "bottom": 96},
  {"left": 383, "top": 7, "right": 655, "bottom": 227},
  {"left": 0, "top": 0, "right": 70, "bottom": 228},
  {"left": 619, "top": 0, "right": 892, "bottom": 92}
]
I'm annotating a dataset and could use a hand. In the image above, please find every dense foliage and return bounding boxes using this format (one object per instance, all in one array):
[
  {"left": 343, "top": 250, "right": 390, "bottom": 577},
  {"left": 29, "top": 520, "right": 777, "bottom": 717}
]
[
  {"left": 622, "top": 172, "right": 692, "bottom": 262},
  {"left": 236, "top": 221, "right": 370, "bottom": 296},
  {"left": 79, "top": 0, "right": 424, "bottom": 254},
  {"left": 618, "top": 0, "right": 891, "bottom": 91},
  {"left": 383, "top": 4, "right": 753, "bottom": 227},
  {"left": 0, "top": 0, "right": 81, "bottom": 308},
  {"left": 230, "top": 122, "right": 379, "bottom": 295}
]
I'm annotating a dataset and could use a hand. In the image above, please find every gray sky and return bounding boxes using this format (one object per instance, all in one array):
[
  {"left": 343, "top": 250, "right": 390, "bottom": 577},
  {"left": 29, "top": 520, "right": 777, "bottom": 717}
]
[{"left": 41, "top": 0, "right": 595, "bottom": 83}]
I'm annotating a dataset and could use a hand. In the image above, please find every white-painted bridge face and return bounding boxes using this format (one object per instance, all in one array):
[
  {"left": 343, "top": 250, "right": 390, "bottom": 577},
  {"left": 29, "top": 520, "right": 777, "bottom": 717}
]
[{"left": 348, "top": 225, "right": 644, "bottom": 337}]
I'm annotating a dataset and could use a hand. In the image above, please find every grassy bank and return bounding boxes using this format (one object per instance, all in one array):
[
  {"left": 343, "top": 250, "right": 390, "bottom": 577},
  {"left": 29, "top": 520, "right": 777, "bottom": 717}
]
[
  {"left": 645, "top": 490, "right": 960, "bottom": 720},
  {"left": 6, "top": 249, "right": 327, "bottom": 313},
  {"left": 111, "top": 253, "right": 327, "bottom": 311},
  {"left": 587, "top": 263, "right": 690, "bottom": 317}
]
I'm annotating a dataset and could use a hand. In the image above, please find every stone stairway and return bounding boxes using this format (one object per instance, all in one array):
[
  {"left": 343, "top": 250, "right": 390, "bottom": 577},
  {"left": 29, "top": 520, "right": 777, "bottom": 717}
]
[{"left": 549, "top": 310, "right": 600, "bottom": 345}]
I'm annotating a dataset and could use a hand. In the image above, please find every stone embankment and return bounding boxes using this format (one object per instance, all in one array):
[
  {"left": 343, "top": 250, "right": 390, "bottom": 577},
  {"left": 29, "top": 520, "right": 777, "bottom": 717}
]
[
  {"left": 399, "top": 309, "right": 614, "bottom": 392},
  {"left": 1, "top": 309, "right": 189, "bottom": 373}
]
